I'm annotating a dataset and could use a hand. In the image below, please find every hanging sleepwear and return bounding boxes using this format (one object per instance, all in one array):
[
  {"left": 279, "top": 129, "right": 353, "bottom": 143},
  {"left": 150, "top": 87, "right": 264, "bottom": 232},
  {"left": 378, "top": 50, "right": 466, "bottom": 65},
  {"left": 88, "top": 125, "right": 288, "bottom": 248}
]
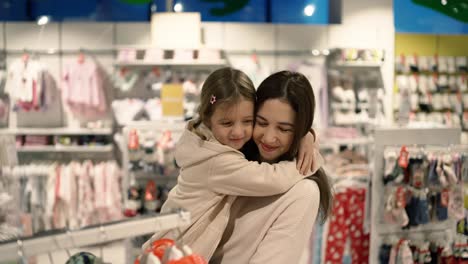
[{"left": 324, "top": 188, "right": 370, "bottom": 264}]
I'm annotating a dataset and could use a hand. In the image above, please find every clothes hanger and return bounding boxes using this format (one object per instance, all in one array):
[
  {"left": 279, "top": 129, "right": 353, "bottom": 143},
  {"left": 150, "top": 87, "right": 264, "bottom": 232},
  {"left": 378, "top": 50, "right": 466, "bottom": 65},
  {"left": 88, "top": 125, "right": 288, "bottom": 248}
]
[
  {"left": 21, "top": 49, "right": 30, "bottom": 64},
  {"left": 333, "top": 176, "right": 367, "bottom": 192},
  {"left": 99, "top": 225, "right": 108, "bottom": 263},
  {"left": 47, "top": 249, "right": 55, "bottom": 264},
  {"left": 78, "top": 48, "right": 86, "bottom": 64},
  {"left": 17, "top": 239, "right": 25, "bottom": 264}
]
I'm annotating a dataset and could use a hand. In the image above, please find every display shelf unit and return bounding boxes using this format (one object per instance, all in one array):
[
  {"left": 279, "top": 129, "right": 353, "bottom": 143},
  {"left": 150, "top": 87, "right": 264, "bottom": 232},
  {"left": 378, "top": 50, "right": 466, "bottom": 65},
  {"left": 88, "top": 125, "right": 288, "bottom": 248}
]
[
  {"left": 121, "top": 121, "right": 186, "bottom": 205},
  {"left": 118, "top": 120, "right": 186, "bottom": 135},
  {"left": 326, "top": 48, "right": 386, "bottom": 128},
  {"left": 319, "top": 136, "right": 374, "bottom": 153},
  {"left": 369, "top": 127, "right": 461, "bottom": 264},
  {"left": 16, "top": 145, "right": 113, "bottom": 153},
  {"left": 0, "top": 210, "right": 191, "bottom": 262},
  {"left": 330, "top": 61, "right": 384, "bottom": 68},
  {"left": 114, "top": 60, "right": 227, "bottom": 68}
]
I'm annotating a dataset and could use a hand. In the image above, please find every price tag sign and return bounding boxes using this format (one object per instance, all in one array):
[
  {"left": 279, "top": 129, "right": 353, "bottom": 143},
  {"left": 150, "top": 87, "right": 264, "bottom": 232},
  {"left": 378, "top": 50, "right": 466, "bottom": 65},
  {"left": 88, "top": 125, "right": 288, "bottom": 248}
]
[{"left": 161, "top": 84, "right": 184, "bottom": 118}]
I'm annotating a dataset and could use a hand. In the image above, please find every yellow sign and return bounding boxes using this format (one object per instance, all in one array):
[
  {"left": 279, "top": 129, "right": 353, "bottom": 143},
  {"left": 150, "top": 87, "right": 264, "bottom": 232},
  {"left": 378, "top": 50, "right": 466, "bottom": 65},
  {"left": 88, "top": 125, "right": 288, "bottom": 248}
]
[{"left": 161, "top": 84, "right": 184, "bottom": 117}]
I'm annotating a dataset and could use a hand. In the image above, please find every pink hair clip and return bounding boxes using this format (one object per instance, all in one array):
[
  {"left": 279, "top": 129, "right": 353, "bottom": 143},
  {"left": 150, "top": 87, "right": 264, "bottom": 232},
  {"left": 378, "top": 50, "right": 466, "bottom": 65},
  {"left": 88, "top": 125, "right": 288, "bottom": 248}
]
[{"left": 210, "top": 95, "right": 216, "bottom": 105}]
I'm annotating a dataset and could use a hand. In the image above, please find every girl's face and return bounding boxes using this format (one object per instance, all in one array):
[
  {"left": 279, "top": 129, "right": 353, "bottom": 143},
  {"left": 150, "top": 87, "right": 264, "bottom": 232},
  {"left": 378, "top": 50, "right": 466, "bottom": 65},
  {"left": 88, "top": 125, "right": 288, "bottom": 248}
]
[
  {"left": 208, "top": 98, "right": 254, "bottom": 150},
  {"left": 253, "top": 99, "right": 295, "bottom": 163}
]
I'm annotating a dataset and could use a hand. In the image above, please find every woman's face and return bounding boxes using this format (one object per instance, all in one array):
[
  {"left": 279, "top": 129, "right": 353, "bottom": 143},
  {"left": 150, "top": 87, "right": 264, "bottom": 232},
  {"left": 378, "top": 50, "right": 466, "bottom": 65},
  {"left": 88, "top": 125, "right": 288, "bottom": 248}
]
[{"left": 253, "top": 99, "right": 295, "bottom": 163}]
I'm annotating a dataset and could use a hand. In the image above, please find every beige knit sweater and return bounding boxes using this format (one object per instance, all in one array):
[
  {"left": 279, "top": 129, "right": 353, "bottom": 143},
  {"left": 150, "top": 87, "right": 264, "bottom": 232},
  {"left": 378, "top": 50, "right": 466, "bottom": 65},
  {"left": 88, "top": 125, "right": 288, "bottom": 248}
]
[{"left": 142, "top": 121, "right": 324, "bottom": 260}]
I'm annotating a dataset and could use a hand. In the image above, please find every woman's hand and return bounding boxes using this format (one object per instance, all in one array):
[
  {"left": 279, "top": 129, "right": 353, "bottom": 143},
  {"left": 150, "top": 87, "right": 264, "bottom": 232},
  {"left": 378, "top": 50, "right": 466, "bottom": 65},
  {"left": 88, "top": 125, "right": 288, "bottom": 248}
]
[{"left": 297, "top": 130, "right": 318, "bottom": 175}]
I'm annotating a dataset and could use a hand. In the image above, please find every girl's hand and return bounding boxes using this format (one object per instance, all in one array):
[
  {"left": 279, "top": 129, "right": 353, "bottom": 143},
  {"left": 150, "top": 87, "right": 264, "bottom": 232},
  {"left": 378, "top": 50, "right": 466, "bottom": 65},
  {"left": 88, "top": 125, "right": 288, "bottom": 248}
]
[{"left": 297, "top": 130, "right": 318, "bottom": 175}]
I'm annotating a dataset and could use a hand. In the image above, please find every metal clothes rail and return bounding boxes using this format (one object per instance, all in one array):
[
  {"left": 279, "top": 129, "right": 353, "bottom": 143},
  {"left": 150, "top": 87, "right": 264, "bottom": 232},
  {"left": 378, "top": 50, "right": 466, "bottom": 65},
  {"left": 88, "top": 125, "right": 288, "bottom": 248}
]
[{"left": 0, "top": 210, "right": 191, "bottom": 262}]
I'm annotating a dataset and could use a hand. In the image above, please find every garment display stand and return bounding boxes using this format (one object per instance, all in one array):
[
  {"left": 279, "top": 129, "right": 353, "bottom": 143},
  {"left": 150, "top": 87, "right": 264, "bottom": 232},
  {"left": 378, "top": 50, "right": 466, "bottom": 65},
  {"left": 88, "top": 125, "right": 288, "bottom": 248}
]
[
  {"left": 369, "top": 127, "right": 461, "bottom": 263},
  {"left": 326, "top": 48, "right": 386, "bottom": 128},
  {"left": 0, "top": 210, "right": 190, "bottom": 262},
  {"left": 121, "top": 121, "right": 186, "bottom": 205}
]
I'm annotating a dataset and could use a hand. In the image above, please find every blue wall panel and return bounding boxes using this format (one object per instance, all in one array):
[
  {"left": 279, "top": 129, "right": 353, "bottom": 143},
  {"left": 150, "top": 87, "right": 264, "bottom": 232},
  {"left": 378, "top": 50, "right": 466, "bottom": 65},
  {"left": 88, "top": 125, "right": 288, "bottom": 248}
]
[
  {"left": 26, "top": 0, "right": 149, "bottom": 21},
  {"left": 174, "top": 0, "right": 267, "bottom": 22},
  {"left": 0, "top": 0, "right": 29, "bottom": 21},
  {"left": 271, "top": 0, "right": 329, "bottom": 24},
  {"left": 395, "top": 0, "right": 468, "bottom": 34}
]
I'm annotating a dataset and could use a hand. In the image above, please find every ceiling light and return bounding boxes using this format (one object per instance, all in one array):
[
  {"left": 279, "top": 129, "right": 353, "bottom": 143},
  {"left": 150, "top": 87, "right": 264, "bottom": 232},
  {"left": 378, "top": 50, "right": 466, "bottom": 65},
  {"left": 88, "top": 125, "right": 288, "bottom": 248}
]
[
  {"left": 37, "top": 16, "right": 50, "bottom": 26},
  {"left": 174, "top": 3, "right": 183, "bottom": 12},
  {"left": 304, "top": 4, "right": 316, "bottom": 17}
]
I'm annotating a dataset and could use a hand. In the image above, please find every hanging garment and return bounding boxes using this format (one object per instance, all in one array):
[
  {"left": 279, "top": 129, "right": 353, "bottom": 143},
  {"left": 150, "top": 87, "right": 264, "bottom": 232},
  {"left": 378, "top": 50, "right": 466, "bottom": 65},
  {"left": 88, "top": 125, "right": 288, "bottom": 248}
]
[
  {"left": 311, "top": 221, "right": 326, "bottom": 264},
  {"left": 230, "top": 56, "right": 271, "bottom": 88},
  {"left": 77, "top": 161, "right": 95, "bottom": 227},
  {"left": 113, "top": 69, "right": 139, "bottom": 92},
  {"left": 111, "top": 98, "right": 145, "bottom": 125},
  {"left": 0, "top": 96, "right": 9, "bottom": 127},
  {"left": 5, "top": 58, "right": 43, "bottom": 109},
  {"left": 9, "top": 161, "right": 122, "bottom": 233},
  {"left": 292, "top": 62, "right": 328, "bottom": 128},
  {"left": 324, "top": 188, "right": 370, "bottom": 264},
  {"left": 16, "top": 71, "right": 64, "bottom": 128},
  {"left": 62, "top": 57, "right": 108, "bottom": 120}
]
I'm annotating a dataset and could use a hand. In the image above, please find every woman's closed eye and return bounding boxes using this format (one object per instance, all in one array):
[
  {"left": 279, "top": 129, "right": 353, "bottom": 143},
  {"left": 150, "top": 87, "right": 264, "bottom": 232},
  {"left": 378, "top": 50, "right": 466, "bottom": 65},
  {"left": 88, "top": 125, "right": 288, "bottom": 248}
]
[
  {"left": 243, "top": 119, "right": 253, "bottom": 124},
  {"left": 256, "top": 121, "right": 268, "bottom": 127},
  {"left": 279, "top": 127, "right": 293, "bottom": 133}
]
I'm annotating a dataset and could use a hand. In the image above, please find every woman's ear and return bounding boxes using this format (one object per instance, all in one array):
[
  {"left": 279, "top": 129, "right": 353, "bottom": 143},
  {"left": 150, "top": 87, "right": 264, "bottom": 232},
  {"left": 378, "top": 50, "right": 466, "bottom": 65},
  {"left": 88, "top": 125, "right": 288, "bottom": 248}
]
[{"left": 309, "top": 128, "right": 317, "bottom": 142}]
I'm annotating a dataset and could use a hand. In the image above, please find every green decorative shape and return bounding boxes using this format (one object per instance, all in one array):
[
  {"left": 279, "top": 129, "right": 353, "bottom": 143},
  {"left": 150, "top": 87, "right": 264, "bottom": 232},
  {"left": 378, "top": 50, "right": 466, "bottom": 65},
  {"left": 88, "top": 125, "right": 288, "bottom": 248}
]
[
  {"left": 200, "top": 0, "right": 250, "bottom": 16},
  {"left": 412, "top": 0, "right": 468, "bottom": 23},
  {"left": 118, "top": 0, "right": 153, "bottom": 4}
]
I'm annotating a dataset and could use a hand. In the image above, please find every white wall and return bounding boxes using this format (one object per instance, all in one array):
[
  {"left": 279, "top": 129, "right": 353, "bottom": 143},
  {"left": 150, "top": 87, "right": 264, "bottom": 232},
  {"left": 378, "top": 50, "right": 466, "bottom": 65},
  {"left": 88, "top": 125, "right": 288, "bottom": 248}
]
[{"left": 3, "top": 0, "right": 394, "bottom": 128}]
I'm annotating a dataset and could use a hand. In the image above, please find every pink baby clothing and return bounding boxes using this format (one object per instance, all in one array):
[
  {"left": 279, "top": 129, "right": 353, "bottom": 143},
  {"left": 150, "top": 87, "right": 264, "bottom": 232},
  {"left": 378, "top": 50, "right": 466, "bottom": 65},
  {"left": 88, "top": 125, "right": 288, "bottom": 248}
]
[
  {"left": 77, "top": 161, "right": 95, "bottom": 227},
  {"left": 62, "top": 58, "right": 107, "bottom": 120}
]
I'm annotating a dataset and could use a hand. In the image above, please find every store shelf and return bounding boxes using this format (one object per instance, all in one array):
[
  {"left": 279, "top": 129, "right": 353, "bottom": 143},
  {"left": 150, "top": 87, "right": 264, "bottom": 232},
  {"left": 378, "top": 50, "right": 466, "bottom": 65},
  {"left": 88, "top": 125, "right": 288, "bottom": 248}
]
[
  {"left": 114, "top": 60, "right": 227, "bottom": 68},
  {"left": 331, "top": 61, "right": 384, "bottom": 68},
  {"left": 17, "top": 145, "right": 113, "bottom": 153},
  {"left": 0, "top": 127, "right": 113, "bottom": 135},
  {"left": 320, "top": 137, "right": 374, "bottom": 149},
  {"left": 133, "top": 171, "right": 179, "bottom": 181},
  {"left": 396, "top": 71, "right": 466, "bottom": 76},
  {"left": 122, "top": 120, "right": 186, "bottom": 132}
]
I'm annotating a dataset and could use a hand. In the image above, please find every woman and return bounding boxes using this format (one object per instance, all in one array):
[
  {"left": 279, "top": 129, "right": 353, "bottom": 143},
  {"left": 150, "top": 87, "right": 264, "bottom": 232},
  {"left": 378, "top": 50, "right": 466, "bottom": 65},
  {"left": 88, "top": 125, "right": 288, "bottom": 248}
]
[{"left": 211, "top": 71, "right": 333, "bottom": 264}]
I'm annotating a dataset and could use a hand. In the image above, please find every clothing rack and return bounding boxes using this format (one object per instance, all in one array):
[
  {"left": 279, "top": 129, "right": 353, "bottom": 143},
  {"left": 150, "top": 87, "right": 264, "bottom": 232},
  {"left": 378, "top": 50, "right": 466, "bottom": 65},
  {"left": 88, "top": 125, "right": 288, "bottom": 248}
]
[
  {"left": 0, "top": 161, "right": 118, "bottom": 177},
  {"left": 225, "top": 49, "right": 329, "bottom": 56},
  {"left": 0, "top": 210, "right": 190, "bottom": 262},
  {"left": 384, "top": 144, "right": 468, "bottom": 155},
  {"left": 3, "top": 48, "right": 116, "bottom": 56},
  {"left": 4, "top": 48, "right": 330, "bottom": 57},
  {"left": 369, "top": 127, "right": 461, "bottom": 264},
  {"left": 121, "top": 122, "right": 185, "bottom": 205},
  {"left": 319, "top": 136, "right": 374, "bottom": 153}
]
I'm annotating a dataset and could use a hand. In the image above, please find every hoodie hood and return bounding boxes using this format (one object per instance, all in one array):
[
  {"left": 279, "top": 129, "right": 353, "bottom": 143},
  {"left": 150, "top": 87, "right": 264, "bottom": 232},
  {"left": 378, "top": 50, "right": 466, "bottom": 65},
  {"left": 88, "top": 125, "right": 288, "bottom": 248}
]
[{"left": 175, "top": 120, "right": 243, "bottom": 168}]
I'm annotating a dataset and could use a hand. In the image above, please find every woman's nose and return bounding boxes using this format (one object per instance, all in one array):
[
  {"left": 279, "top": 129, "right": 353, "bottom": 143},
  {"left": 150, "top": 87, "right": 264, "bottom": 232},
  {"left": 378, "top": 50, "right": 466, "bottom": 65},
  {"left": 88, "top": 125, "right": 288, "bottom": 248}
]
[{"left": 262, "top": 128, "right": 277, "bottom": 144}]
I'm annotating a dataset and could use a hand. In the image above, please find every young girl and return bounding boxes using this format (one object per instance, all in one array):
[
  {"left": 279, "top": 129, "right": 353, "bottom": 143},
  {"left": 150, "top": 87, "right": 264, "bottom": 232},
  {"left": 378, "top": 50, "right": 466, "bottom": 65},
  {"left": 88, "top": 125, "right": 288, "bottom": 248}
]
[{"left": 142, "top": 67, "right": 323, "bottom": 260}]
